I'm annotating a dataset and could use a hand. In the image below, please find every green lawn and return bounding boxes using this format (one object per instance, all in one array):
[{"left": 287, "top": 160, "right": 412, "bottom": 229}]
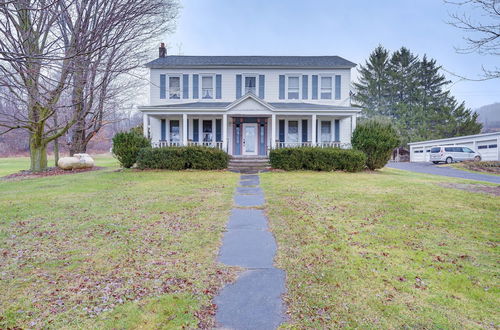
[
  {"left": 261, "top": 169, "right": 499, "bottom": 328},
  {"left": 0, "top": 159, "right": 239, "bottom": 328},
  {"left": 0, "top": 153, "right": 119, "bottom": 176}
]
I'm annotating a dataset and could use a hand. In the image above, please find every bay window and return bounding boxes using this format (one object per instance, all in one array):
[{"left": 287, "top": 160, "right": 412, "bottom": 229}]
[{"left": 288, "top": 76, "right": 300, "bottom": 99}]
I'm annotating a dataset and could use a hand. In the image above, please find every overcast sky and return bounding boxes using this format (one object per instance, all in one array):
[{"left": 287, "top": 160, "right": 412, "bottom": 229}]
[{"left": 161, "top": 0, "right": 499, "bottom": 109}]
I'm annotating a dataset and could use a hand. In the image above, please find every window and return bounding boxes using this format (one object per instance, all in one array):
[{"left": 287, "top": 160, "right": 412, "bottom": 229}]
[
  {"left": 430, "top": 147, "right": 441, "bottom": 153},
  {"left": 445, "top": 147, "right": 453, "bottom": 152},
  {"left": 169, "top": 76, "right": 180, "bottom": 99},
  {"left": 287, "top": 121, "right": 299, "bottom": 143},
  {"left": 320, "top": 76, "right": 333, "bottom": 99},
  {"left": 288, "top": 76, "right": 300, "bottom": 99},
  {"left": 202, "top": 120, "right": 213, "bottom": 142},
  {"left": 244, "top": 76, "right": 256, "bottom": 94},
  {"left": 488, "top": 144, "right": 497, "bottom": 148},
  {"left": 321, "top": 121, "right": 331, "bottom": 142},
  {"left": 462, "top": 147, "right": 474, "bottom": 153},
  {"left": 478, "top": 145, "right": 487, "bottom": 149},
  {"left": 170, "top": 120, "right": 180, "bottom": 142},
  {"left": 201, "top": 76, "right": 213, "bottom": 99}
]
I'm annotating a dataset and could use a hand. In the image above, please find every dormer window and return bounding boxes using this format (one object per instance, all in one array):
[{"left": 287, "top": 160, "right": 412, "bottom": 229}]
[
  {"left": 244, "top": 76, "right": 257, "bottom": 94},
  {"left": 320, "top": 76, "right": 333, "bottom": 99},
  {"left": 287, "top": 76, "right": 300, "bottom": 99},
  {"left": 169, "top": 76, "right": 181, "bottom": 99},
  {"left": 201, "top": 76, "right": 214, "bottom": 99}
]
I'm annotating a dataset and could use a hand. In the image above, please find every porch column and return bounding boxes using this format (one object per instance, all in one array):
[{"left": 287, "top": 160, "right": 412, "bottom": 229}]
[
  {"left": 143, "top": 113, "right": 149, "bottom": 139},
  {"left": 182, "top": 114, "right": 188, "bottom": 146},
  {"left": 271, "top": 114, "right": 276, "bottom": 149},
  {"left": 222, "top": 114, "right": 228, "bottom": 151},
  {"left": 311, "top": 114, "right": 317, "bottom": 146}
]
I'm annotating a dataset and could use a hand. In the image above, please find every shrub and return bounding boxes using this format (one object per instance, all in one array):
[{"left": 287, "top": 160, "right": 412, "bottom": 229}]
[
  {"left": 136, "top": 146, "right": 229, "bottom": 170},
  {"left": 352, "top": 119, "right": 399, "bottom": 170},
  {"left": 269, "top": 147, "right": 366, "bottom": 172},
  {"left": 112, "top": 131, "right": 150, "bottom": 168}
]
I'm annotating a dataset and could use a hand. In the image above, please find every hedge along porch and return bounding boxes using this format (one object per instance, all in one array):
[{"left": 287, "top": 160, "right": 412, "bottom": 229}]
[{"left": 140, "top": 94, "right": 360, "bottom": 157}]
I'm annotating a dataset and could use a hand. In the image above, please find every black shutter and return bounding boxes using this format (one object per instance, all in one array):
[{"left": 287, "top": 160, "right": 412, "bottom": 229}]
[
  {"left": 193, "top": 119, "right": 199, "bottom": 142},
  {"left": 279, "top": 120, "right": 285, "bottom": 143},
  {"left": 302, "top": 119, "right": 308, "bottom": 142}
]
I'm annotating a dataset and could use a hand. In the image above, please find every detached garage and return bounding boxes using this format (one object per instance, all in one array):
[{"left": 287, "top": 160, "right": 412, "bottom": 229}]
[{"left": 408, "top": 132, "right": 500, "bottom": 162}]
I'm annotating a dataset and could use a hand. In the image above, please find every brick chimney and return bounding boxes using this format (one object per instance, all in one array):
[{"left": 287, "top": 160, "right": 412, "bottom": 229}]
[{"left": 159, "top": 43, "right": 166, "bottom": 58}]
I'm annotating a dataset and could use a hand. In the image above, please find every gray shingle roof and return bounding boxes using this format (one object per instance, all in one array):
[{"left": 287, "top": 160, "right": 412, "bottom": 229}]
[
  {"left": 145, "top": 56, "right": 356, "bottom": 68},
  {"left": 143, "top": 102, "right": 358, "bottom": 110}
]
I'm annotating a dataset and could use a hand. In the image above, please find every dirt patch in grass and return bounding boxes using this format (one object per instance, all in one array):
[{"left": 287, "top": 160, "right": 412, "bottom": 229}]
[
  {"left": 1, "top": 166, "right": 105, "bottom": 180},
  {"left": 438, "top": 182, "right": 500, "bottom": 196},
  {"left": 453, "top": 161, "right": 500, "bottom": 175}
]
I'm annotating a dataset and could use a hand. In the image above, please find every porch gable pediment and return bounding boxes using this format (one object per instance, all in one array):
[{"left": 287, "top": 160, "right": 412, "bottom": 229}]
[{"left": 225, "top": 94, "right": 274, "bottom": 114}]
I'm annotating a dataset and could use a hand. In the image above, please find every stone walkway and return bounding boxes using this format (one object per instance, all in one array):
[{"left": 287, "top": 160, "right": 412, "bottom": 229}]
[{"left": 215, "top": 174, "right": 286, "bottom": 330}]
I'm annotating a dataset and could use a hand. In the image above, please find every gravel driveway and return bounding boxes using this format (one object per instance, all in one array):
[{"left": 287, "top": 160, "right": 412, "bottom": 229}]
[{"left": 385, "top": 162, "right": 500, "bottom": 184}]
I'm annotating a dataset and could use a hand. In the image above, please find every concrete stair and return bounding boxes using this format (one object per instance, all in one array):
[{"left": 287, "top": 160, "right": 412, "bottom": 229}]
[{"left": 228, "top": 156, "right": 271, "bottom": 173}]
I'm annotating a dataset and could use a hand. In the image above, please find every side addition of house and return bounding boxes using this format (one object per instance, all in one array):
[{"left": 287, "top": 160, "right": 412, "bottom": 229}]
[{"left": 138, "top": 44, "right": 361, "bottom": 157}]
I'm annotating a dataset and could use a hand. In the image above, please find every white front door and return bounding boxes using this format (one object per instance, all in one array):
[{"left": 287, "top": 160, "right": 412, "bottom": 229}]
[{"left": 242, "top": 123, "right": 258, "bottom": 155}]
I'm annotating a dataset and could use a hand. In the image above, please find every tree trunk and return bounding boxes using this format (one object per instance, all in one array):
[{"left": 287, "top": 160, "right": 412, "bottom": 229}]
[
  {"left": 69, "top": 124, "right": 87, "bottom": 155},
  {"left": 54, "top": 138, "right": 59, "bottom": 166},
  {"left": 30, "top": 135, "right": 48, "bottom": 172}
]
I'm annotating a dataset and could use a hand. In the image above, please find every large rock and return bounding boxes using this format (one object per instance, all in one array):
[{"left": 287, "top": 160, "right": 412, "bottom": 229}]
[{"left": 58, "top": 153, "right": 95, "bottom": 170}]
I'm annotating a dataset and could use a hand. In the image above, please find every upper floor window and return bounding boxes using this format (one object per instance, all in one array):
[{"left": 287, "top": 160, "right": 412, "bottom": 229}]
[
  {"left": 169, "top": 76, "right": 181, "bottom": 99},
  {"left": 201, "top": 76, "right": 214, "bottom": 99},
  {"left": 288, "top": 76, "right": 300, "bottom": 99},
  {"left": 244, "top": 76, "right": 257, "bottom": 94},
  {"left": 320, "top": 76, "right": 333, "bottom": 99}
]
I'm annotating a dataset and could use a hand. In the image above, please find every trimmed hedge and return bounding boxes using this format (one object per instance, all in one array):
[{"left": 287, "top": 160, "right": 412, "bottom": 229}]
[
  {"left": 112, "top": 131, "right": 151, "bottom": 168},
  {"left": 269, "top": 147, "right": 367, "bottom": 172},
  {"left": 136, "top": 146, "right": 229, "bottom": 170}
]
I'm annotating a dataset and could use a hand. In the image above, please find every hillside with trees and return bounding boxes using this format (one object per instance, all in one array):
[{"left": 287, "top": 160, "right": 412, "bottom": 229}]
[
  {"left": 475, "top": 103, "right": 500, "bottom": 133},
  {"left": 353, "top": 46, "right": 482, "bottom": 146}
]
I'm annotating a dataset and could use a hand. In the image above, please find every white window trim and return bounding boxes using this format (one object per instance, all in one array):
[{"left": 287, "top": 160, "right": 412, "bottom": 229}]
[
  {"left": 167, "top": 74, "right": 183, "bottom": 100},
  {"left": 319, "top": 75, "right": 334, "bottom": 100},
  {"left": 285, "top": 75, "right": 302, "bottom": 100},
  {"left": 242, "top": 74, "right": 259, "bottom": 96},
  {"left": 200, "top": 74, "right": 215, "bottom": 100}
]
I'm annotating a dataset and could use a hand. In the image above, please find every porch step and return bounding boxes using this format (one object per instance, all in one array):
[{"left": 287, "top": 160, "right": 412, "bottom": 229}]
[{"left": 228, "top": 157, "right": 270, "bottom": 173}]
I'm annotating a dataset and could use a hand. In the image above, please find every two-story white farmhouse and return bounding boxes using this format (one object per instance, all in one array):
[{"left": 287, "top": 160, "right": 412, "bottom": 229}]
[{"left": 138, "top": 44, "right": 361, "bottom": 157}]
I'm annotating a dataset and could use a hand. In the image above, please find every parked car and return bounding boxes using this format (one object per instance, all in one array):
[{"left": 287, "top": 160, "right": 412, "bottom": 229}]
[{"left": 429, "top": 145, "right": 481, "bottom": 164}]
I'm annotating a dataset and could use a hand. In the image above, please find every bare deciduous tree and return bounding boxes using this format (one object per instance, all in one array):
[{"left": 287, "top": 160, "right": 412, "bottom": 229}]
[{"left": 447, "top": 0, "right": 500, "bottom": 79}]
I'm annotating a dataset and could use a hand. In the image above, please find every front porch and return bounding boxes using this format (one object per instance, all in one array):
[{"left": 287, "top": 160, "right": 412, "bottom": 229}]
[{"left": 144, "top": 113, "right": 354, "bottom": 156}]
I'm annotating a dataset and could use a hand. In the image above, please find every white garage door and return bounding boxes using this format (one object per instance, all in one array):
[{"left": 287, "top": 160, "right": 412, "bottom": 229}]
[
  {"left": 477, "top": 140, "right": 498, "bottom": 161},
  {"left": 411, "top": 147, "right": 425, "bottom": 162}
]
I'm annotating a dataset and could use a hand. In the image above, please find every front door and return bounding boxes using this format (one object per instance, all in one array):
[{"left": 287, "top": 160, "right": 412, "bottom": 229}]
[{"left": 242, "top": 123, "right": 258, "bottom": 155}]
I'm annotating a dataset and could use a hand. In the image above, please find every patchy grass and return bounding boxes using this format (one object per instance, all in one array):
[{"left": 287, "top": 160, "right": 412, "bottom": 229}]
[
  {"left": 261, "top": 169, "right": 499, "bottom": 328},
  {"left": 0, "top": 163, "right": 238, "bottom": 328},
  {"left": 0, "top": 153, "right": 119, "bottom": 177}
]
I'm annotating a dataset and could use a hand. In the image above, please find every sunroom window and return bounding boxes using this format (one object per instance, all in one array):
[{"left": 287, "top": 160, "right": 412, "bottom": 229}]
[
  {"left": 169, "top": 76, "right": 180, "bottom": 99},
  {"left": 320, "top": 76, "right": 333, "bottom": 99},
  {"left": 288, "top": 76, "right": 300, "bottom": 99},
  {"left": 244, "top": 76, "right": 256, "bottom": 94},
  {"left": 201, "top": 76, "right": 213, "bottom": 99}
]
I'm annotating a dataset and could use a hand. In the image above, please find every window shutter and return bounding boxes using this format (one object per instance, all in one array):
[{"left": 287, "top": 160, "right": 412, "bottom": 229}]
[
  {"left": 259, "top": 75, "right": 265, "bottom": 98},
  {"left": 334, "top": 119, "right": 340, "bottom": 141},
  {"left": 216, "top": 74, "right": 222, "bottom": 99},
  {"left": 312, "top": 75, "right": 318, "bottom": 100},
  {"left": 182, "top": 74, "right": 189, "bottom": 98},
  {"left": 301, "top": 119, "right": 308, "bottom": 142},
  {"left": 193, "top": 119, "right": 199, "bottom": 142},
  {"left": 216, "top": 119, "right": 222, "bottom": 142},
  {"left": 279, "top": 120, "right": 285, "bottom": 142},
  {"left": 302, "top": 75, "right": 308, "bottom": 99},
  {"left": 192, "top": 74, "right": 199, "bottom": 99},
  {"left": 160, "top": 74, "right": 166, "bottom": 99},
  {"left": 335, "top": 75, "right": 341, "bottom": 100},
  {"left": 161, "top": 119, "right": 166, "bottom": 140},
  {"left": 279, "top": 75, "right": 285, "bottom": 100},
  {"left": 236, "top": 74, "right": 242, "bottom": 98}
]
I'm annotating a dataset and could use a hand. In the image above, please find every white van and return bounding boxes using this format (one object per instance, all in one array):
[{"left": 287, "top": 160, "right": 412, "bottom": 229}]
[{"left": 429, "top": 146, "right": 481, "bottom": 164}]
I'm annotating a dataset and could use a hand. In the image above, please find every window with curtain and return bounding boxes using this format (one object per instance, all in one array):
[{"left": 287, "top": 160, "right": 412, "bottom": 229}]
[
  {"left": 320, "top": 76, "right": 332, "bottom": 99},
  {"left": 169, "top": 77, "right": 180, "bottom": 99},
  {"left": 288, "top": 121, "right": 299, "bottom": 143},
  {"left": 244, "top": 76, "right": 256, "bottom": 94},
  {"left": 321, "top": 121, "right": 331, "bottom": 142},
  {"left": 170, "top": 120, "right": 180, "bottom": 142},
  {"left": 202, "top": 120, "right": 213, "bottom": 142},
  {"left": 201, "top": 76, "right": 213, "bottom": 99},
  {"left": 288, "top": 76, "right": 300, "bottom": 99}
]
